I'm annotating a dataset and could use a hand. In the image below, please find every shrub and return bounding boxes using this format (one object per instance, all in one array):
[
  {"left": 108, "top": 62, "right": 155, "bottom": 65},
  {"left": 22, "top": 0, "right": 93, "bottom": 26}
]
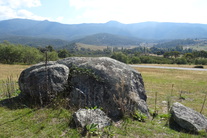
[
  {"left": 194, "top": 65, "right": 204, "bottom": 68},
  {"left": 111, "top": 52, "right": 128, "bottom": 63},
  {"left": 132, "top": 111, "right": 147, "bottom": 122},
  {"left": 129, "top": 56, "right": 141, "bottom": 64}
]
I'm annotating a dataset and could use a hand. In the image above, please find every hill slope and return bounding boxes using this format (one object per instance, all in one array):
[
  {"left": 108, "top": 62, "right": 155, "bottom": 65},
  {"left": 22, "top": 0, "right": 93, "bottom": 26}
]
[
  {"left": 70, "top": 33, "right": 141, "bottom": 46},
  {"left": 0, "top": 36, "right": 69, "bottom": 47},
  {"left": 1, "top": 19, "right": 207, "bottom": 40}
]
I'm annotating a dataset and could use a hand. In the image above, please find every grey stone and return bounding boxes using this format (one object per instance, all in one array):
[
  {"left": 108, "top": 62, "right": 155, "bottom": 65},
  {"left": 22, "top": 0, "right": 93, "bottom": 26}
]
[
  {"left": 19, "top": 57, "right": 149, "bottom": 119},
  {"left": 170, "top": 102, "right": 207, "bottom": 133},
  {"left": 73, "top": 109, "right": 111, "bottom": 128},
  {"left": 19, "top": 61, "right": 69, "bottom": 101},
  {"left": 58, "top": 57, "right": 149, "bottom": 118}
]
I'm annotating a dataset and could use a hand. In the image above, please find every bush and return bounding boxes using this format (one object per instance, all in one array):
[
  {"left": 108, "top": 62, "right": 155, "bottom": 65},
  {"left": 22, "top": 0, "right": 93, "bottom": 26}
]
[
  {"left": 0, "top": 43, "right": 44, "bottom": 64},
  {"left": 132, "top": 111, "right": 147, "bottom": 122},
  {"left": 129, "top": 56, "right": 141, "bottom": 64},
  {"left": 0, "top": 42, "right": 60, "bottom": 64},
  {"left": 194, "top": 65, "right": 204, "bottom": 68},
  {"left": 195, "top": 59, "right": 207, "bottom": 65},
  {"left": 174, "top": 58, "right": 187, "bottom": 64},
  {"left": 111, "top": 52, "right": 128, "bottom": 63}
]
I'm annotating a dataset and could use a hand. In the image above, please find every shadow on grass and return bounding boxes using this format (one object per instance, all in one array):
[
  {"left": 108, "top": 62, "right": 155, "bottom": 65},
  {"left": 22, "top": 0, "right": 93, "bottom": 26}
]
[
  {"left": 0, "top": 95, "right": 41, "bottom": 109},
  {"left": 0, "top": 108, "right": 36, "bottom": 127},
  {"left": 0, "top": 96, "right": 38, "bottom": 127}
]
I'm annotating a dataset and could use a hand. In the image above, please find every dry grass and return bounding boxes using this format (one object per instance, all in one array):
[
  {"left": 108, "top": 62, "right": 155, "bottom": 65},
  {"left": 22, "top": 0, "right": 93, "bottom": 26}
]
[
  {"left": 134, "top": 67, "right": 207, "bottom": 116},
  {"left": 76, "top": 43, "right": 108, "bottom": 51},
  {"left": 137, "top": 64, "right": 207, "bottom": 69},
  {"left": 0, "top": 63, "right": 206, "bottom": 116},
  {"left": 0, "top": 64, "right": 30, "bottom": 99},
  {"left": 0, "top": 64, "right": 206, "bottom": 137},
  {"left": 0, "top": 64, "right": 30, "bottom": 81}
]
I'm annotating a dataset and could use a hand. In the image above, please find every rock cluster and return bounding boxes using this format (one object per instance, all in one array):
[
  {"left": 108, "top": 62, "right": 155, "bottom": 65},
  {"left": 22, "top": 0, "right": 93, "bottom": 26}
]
[{"left": 19, "top": 57, "right": 149, "bottom": 118}]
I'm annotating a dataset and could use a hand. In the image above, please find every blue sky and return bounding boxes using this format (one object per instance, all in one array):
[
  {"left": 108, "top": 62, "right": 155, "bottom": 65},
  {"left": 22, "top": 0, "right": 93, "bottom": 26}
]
[{"left": 0, "top": 0, "right": 207, "bottom": 24}]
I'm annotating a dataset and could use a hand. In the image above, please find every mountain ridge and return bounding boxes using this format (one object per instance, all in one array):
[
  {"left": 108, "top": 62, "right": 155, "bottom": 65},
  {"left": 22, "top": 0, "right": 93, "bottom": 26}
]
[{"left": 1, "top": 19, "right": 207, "bottom": 47}]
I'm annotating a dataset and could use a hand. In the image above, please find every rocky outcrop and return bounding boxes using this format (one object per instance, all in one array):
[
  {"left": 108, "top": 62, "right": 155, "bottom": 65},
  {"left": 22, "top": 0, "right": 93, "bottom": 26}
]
[
  {"left": 19, "top": 57, "right": 149, "bottom": 119},
  {"left": 73, "top": 109, "right": 111, "bottom": 129},
  {"left": 170, "top": 102, "right": 207, "bottom": 133},
  {"left": 19, "top": 62, "right": 69, "bottom": 101}
]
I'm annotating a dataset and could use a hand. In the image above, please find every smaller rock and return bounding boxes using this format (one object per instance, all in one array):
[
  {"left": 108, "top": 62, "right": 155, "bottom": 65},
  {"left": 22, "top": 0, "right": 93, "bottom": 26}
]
[
  {"left": 73, "top": 109, "right": 111, "bottom": 129},
  {"left": 170, "top": 102, "right": 207, "bottom": 133}
]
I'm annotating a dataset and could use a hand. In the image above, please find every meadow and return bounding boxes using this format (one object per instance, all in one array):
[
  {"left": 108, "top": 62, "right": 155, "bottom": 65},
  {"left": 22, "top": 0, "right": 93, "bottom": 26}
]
[{"left": 0, "top": 64, "right": 206, "bottom": 137}]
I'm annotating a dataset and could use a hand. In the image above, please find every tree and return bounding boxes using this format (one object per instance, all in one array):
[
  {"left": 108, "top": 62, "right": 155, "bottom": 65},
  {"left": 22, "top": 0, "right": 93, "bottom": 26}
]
[
  {"left": 171, "top": 51, "right": 180, "bottom": 58},
  {"left": 58, "top": 49, "right": 70, "bottom": 58},
  {"left": 46, "top": 45, "right": 55, "bottom": 52},
  {"left": 184, "top": 53, "right": 194, "bottom": 59},
  {"left": 175, "top": 58, "right": 187, "bottom": 64},
  {"left": 130, "top": 56, "right": 141, "bottom": 64},
  {"left": 111, "top": 52, "right": 128, "bottom": 63},
  {"left": 163, "top": 52, "right": 171, "bottom": 58},
  {"left": 47, "top": 51, "right": 59, "bottom": 61},
  {"left": 22, "top": 46, "right": 43, "bottom": 64},
  {"left": 0, "top": 42, "right": 44, "bottom": 64},
  {"left": 199, "top": 50, "right": 207, "bottom": 58}
]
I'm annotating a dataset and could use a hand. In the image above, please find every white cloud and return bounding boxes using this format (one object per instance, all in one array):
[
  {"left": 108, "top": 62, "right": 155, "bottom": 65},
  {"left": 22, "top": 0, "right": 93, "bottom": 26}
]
[
  {"left": 17, "top": 9, "right": 49, "bottom": 20},
  {"left": 0, "top": 0, "right": 46, "bottom": 21},
  {"left": 55, "top": 16, "right": 64, "bottom": 23},
  {"left": 0, "top": 0, "right": 41, "bottom": 8},
  {"left": 0, "top": 5, "right": 17, "bottom": 19},
  {"left": 69, "top": 0, "right": 207, "bottom": 24}
]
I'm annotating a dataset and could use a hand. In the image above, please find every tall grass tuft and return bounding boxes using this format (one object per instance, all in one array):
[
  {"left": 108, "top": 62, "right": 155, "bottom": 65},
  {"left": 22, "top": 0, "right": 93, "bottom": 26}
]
[
  {"left": 200, "top": 92, "right": 207, "bottom": 114},
  {"left": 0, "top": 75, "right": 19, "bottom": 99}
]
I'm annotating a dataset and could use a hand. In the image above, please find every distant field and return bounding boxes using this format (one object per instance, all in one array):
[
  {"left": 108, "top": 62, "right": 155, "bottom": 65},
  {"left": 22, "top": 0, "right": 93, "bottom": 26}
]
[
  {"left": 76, "top": 43, "right": 108, "bottom": 51},
  {"left": 138, "top": 63, "right": 207, "bottom": 69},
  {"left": 184, "top": 45, "right": 207, "bottom": 51},
  {"left": 135, "top": 67, "right": 207, "bottom": 116},
  {"left": 76, "top": 43, "right": 139, "bottom": 51}
]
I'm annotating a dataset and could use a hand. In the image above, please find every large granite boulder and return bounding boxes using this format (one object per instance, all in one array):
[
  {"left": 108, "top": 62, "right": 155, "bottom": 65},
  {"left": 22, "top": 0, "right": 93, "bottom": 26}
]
[
  {"left": 19, "top": 57, "right": 149, "bottom": 118},
  {"left": 170, "top": 102, "right": 207, "bottom": 133}
]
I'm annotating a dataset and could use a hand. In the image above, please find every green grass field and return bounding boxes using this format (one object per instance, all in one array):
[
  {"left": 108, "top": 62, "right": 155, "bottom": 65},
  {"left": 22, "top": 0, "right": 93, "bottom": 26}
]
[
  {"left": 0, "top": 64, "right": 206, "bottom": 137},
  {"left": 136, "top": 67, "right": 207, "bottom": 116}
]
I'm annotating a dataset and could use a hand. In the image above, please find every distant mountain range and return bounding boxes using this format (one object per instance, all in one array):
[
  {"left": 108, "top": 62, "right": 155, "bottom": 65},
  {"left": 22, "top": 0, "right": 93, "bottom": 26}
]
[{"left": 1, "top": 19, "right": 207, "bottom": 47}]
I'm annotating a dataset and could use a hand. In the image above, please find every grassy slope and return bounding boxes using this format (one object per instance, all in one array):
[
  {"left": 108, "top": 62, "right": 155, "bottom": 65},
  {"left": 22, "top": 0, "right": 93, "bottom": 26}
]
[
  {"left": 184, "top": 45, "right": 207, "bottom": 51},
  {"left": 76, "top": 43, "right": 108, "bottom": 51},
  {"left": 0, "top": 64, "right": 207, "bottom": 137},
  {"left": 136, "top": 67, "right": 207, "bottom": 116}
]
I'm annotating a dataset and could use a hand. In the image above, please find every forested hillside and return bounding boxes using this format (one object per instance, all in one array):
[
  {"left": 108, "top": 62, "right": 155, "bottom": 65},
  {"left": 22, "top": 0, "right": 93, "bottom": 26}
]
[{"left": 1, "top": 19, "right": 207, "bottom": 43}]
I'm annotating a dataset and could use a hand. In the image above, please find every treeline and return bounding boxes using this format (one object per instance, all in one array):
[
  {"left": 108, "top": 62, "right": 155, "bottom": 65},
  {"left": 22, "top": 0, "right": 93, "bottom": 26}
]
[
  {"left": 121, "top": 45, "right": 193, "bottom": 55},
  {"left": 0, "top": 41, "right": 70, "bottom": 64},
  {"left": 110, "top": 45, "right": 207, "bottom": 65},
  {"left": 111, "top": 50, "right": 207, "bottom": 65},
  {"left": 1, "top": 41, "right": 207, "bottom": 65},
  {"left": 154, "top": 39, "right": 196, "bottom": 48}
]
